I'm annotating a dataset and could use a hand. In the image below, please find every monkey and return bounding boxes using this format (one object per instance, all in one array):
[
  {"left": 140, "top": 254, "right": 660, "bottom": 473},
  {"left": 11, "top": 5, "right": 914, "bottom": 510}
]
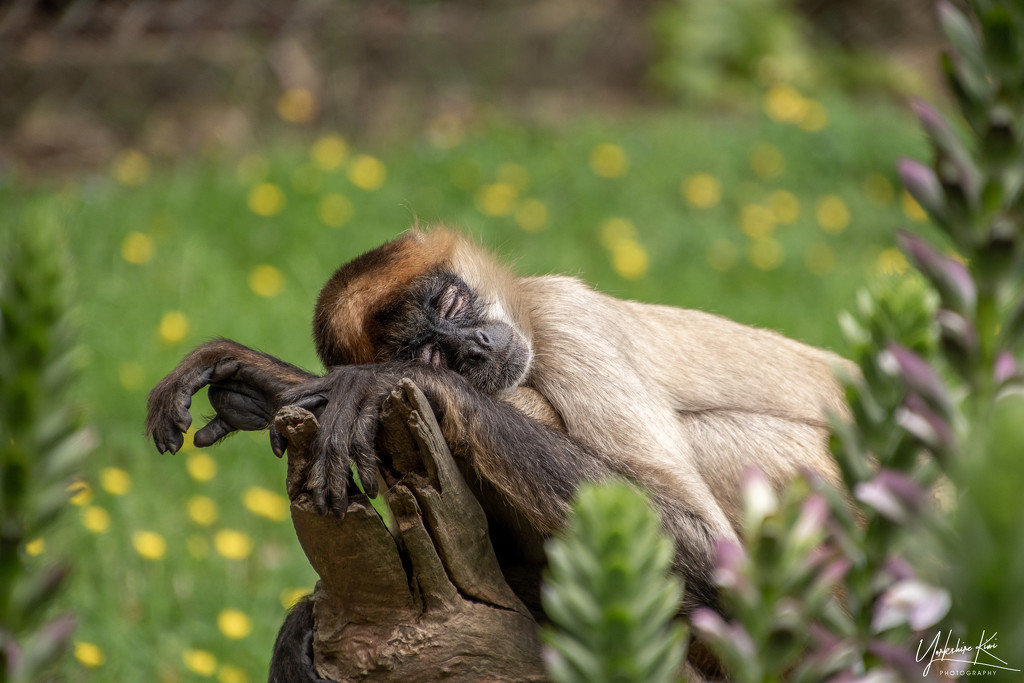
[{"left": 146, "top": 226, "right": 851, "bottom": 681}]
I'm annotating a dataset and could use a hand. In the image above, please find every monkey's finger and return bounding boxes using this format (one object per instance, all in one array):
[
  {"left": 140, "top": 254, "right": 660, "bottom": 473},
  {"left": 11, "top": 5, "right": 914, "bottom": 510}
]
[
  {"left": 269, "top": 425, "right": 287, "bottom": 458},
  {"left": 194, "top": 416, "right": 237, "bottom": 447}
]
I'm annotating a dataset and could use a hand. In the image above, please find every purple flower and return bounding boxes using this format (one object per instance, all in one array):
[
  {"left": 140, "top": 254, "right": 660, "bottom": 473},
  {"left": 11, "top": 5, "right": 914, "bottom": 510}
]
[
  {"left": 897, "top": 231, "right": 977, "bottom": 315},
  {"left": 879, "top": 343, "right": 955, "bottom": 419},
  {"left": 871, "top": 579, "right": 951, "bottom": 632},
  {"left": 854, "top": 469, "right": 927, "bottom": 523}
]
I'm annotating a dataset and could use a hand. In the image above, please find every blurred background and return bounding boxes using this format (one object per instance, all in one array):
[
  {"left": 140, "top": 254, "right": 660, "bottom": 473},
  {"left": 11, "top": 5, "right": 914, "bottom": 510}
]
[{"left": 2, "top": 0, "right": 946, "bottom": 680}]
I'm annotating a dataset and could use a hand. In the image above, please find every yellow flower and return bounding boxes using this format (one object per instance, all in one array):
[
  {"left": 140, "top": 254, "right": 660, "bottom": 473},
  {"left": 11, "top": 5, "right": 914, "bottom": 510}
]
[
  {"left": 158, "top": 311, "right": 189, "bottom": 344},
  {"left": 82, "top": 506, "right": 111, "bottom": 533},
  {"left": 243, "top": 486, "right": 290, "bottom": 522},
  {"left": 750, "top": 144, "right": 785, "bottom": 180},
  {"left": 214, "top": 529, "right": 253, "bottom": 560},
  {"left": 514, "top": 198, "right": 548, "bottom": 232},
  {"left": 799, "top": 100, "right": 829, "bottom": 132},
  {"left": 218, "top": 609, "right": 253, "bottom": 640},
  {"left": 187, "top": 534, "right": 209, "bottom": 559},
  {"left": 118, "top": 361, "right": 145, "bottom": 391},
  {"left": 67, "top": 481, "right": 93, "bottom": 506},
  {"left": 804, "top": 242, "right": 837, "bottom": 276},
  {"left": 186, "top": 453, "right": 217, "bottom": 482},
  {"left": 318, "top": 193, "right": 354, "bottom": 228},
  {"left": 280, "top": 587, "right": 311, "bottom": 610},
  {"left": 100, "top": 467, "right": 131, "bottom": 496},
  {"left": 25, "top": 538, "right": 45, "bottom": 556},
  {"left": 277, "top": 87, "right": 317, "bottom": 124},
  {"left": 877, "top": 248, "right": 909, "bottom": 275},
  {"left": 475, "top": 183, "right": 517, "bottom": 217},
  {"left": 247, "top": 183, "right": 286, "bottom": 217},
  {"left": 589, "top": 143, "right": 629, "bottom": 178},
  {"left": 218, "top": 665, "right": 250, "bottom": 683},
  {"left": 816, "top": 195, "right": 851, "bottom": 233},
  {"left": 598, "top": 217, "right": 637, "bottom": 250},
  {"left": 497, "top": 163, "right": 531, "bottom": 191},
  {"left": 610, "top": 240, "right": 649, "bottom": 280},
  {"left": 121, "top": 232, "right": 154, "bottom": 264},
  {"left": 132, "top": 530, "right": 167, "bottom": 561},
  {"left": 236, "top": 154, "right": 268, "bottom": 185},
  {"left": 74, "top": 641, "right": 105, "bottom": 668},
  {"left": 183, "top": 649, "right": 218, "bottom": 676},
  {"left": 311, "top": 135, "right": 348, "bottom": 171},
  {"left": 188, "top": 496, "right": 219, "bottom": 526},
  {"left": 113, "top": 149, "right": 150, "bottom": 186},
  {"left": 763, "top": 84, "right": 808, "bottom": 124},
  {"left": 248, "top": 264, "right": 284, "bottom": 298},
  {"left": 748, "top": 238, "right": 785, "bottom": 271},
  {"left": 769, "top": 190, "right": 800, "bottom": 224},
  {"left": 863, "top": 173, "right": 895, "bottom": 205},
  {"left": 681, "top": 173, "right": 722, "bottom": 209},
  {"left": 707, "top": 239, "right": 739, "bottom": 272},
  {"left": 347, "top": 155, "right": 387, "bottom": 191},
  {"left": 901, "top": 190, "right": 929, "bottom": 222},
  {"left": 740, "top": 204, "right": 776, "bottom": 239}
]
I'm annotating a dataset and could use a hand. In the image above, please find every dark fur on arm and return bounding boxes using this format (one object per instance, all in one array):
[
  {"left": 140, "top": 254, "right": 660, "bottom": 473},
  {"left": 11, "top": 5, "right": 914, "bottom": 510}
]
[{"left": 268, "top": 597, "right": 335, "bottom": 683}]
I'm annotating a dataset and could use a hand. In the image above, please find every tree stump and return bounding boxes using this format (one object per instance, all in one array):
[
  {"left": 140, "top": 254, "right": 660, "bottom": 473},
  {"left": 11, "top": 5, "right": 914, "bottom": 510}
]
[{"left": 273, "top": 379, "right": 546, "bottom": 682}]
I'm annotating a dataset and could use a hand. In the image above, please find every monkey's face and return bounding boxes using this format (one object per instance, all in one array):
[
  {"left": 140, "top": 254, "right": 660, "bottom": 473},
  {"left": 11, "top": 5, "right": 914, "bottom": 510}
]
[{"left": 374, "top": 271, "right": 532, "bottom": 394}]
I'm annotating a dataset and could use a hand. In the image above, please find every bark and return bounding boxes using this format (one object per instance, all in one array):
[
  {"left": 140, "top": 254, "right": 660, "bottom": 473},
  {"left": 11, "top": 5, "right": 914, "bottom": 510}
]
[{"left": 273, "top": 379, "right": 546, "bottom": 683}]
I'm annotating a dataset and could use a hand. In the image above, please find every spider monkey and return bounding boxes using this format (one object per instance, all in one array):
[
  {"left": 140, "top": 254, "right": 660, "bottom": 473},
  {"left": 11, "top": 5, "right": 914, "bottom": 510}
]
[{"left": 146, "top": 227, "right": 850, "bottom": 682}]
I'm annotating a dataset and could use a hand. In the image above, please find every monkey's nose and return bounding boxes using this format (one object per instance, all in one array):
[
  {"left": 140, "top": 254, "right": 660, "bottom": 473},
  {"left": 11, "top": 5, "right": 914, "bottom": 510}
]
[{"left": 474, "top": 329, "right": 492, "bottom": 348}]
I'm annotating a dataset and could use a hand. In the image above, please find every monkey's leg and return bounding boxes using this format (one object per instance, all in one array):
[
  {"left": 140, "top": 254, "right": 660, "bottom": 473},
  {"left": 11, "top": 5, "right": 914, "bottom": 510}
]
[{"left": 146, "top": 338, "right": 318, "bottom": 454}]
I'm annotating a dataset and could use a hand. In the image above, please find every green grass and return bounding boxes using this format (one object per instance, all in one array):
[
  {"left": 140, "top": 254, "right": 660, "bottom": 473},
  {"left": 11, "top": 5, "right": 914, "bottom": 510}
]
[{"left": 4, "top": 89, "right": 927, "bottom": 682}]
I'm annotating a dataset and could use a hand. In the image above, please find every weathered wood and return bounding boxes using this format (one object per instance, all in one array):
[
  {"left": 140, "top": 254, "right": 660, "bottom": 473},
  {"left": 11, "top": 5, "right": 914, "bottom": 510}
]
[{"left": 275, "top": 379, "right": 546, "bottom": 682}]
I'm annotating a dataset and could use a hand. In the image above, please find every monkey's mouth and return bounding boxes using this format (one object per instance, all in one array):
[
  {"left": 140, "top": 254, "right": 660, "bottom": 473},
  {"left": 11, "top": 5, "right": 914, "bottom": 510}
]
[{"left": 467, "top": 335, "right": 530, "bottom": 394}]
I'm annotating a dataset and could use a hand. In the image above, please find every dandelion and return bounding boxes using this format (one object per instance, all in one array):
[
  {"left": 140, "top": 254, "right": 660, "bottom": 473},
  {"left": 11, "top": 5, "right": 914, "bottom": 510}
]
[
  {"left": 589, "top": 143, "right": 629, "bottom": 178},
  {"left": 750, "top": 144, "right": 785, "bottom": 180},
  {"left": 863, "top": 173, "right": 895, "bottom": 205},
  {"left": 248, "top": 264, "right": 284, "bottom": 298},
  {"left": 707, "top": 239, "right": 739, "bottom": 272},
  {"left": 183, "top": 649, "right": 218, "bottom": 676},
  {"left": 311, "top": 135, "right": 348, "bottom": 171},
  {"left": 187, "top": 534, "right": 209, "bottom": 559},
  {"left": 497, "top": 163, "right": 530, "bottom": 191},
  {"left": 100, "top": 467, "right": 131, "bottom": 496},
  {"left": 74, "top": 641, "right": 105, "bottom": 668},
  {"left": 475, "top": 183, "right": 517, "bottom": 217},
  {"left": 681, "top": 173, "right": 722, "bottom": 209},
  {"left": 25, "top": 538, "right": 45, "bottom": 556},
  {"left": 901, "top": 190, "right": 929, "bottom": 222},
  {"left": 218, "top": 609, "right": 253, "bottom": 640},
  {"left": 877, "top": 248, "right": 909, "bottom": 275},
  {"left": 218, "top": 665, "right": 249, "bottom": 683},
  {"left": 598, "top": 217, "right": 637, "bottom": 249},
  {"left": 799, "top": 100, "right": 829, "bottom": 132},
  {"left": 816, "top": 195, "right": 851, "bottom": 233},
  {"left": 236, "top": 154, "right": 269, "bottom": 185},
  {"left": 280, "top": 587, "right": 311, "bottom": 610},
  {"left": 121, "top": 232, "right": 154, "bottom": 264},
  {"left": 82, "top": 506, "right": 111, "bottom": 533},
  {"left": 514, "top": 198, "right": 548, "bottom": 232},
  {"left": 188, "top": 496, "right": 219, "bottom": 526},
  {"left": 740, "top": 204, "right": 776, "bottom": 239},
  {"left": 804, "top": 243, "right": 836, "bottom": 275},
  {"left": 277, "top": 87, "right": 317, "bottom": 124},
  {"left": 118, "top": 361, "right": 145, "bottom": 391},
  {"left": 769, "top": 190, "right": 800, "bottom": 224},
  {"left": 763, "top": 84, "right": 808, "bottom": 124},
  {"left": 158, "top": 311, "right": 189, "bottom": 344},
  {"left": 214, "top": 529, "right": 253, "bottom": 560},
  {"left": 243, "top": 486, "right": 290, "bottom": 522},
  {"left": 132, "top": 530, "right": 167, "bottom": 561},
  {"left": 610, "top": 240, "right": 649, "bottom": 280},
  {"left": 247, "top": 183, "right": 286, "bottom": 217},
  {"left": 68, "top": 481, "right": 93, "bottom": 506},
  {"left": 347, "top": 155, "right": 387, "bottom": 191},
  {"left": 186, "top": 453, "right": 217, "bottom": 482},
  {"left": 318, "top": 194, "right": 354, "bottom": 228},
  {"left": 748, "top": 238, "right": 785, "bottom": 271},
  {"left": 114, "top": 149, "right": 150, "bottom": 186}
]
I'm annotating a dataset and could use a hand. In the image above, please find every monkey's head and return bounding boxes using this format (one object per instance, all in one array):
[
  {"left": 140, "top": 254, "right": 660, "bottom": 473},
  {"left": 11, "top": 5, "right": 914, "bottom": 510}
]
[{"left": 313, "top": 227, "right": 533, "bottom": 394}]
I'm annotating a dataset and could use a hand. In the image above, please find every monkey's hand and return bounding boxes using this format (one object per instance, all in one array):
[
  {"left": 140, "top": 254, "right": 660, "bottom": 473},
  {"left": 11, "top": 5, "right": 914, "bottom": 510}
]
[
  {"left": 146, "top": 339, "right": 317, "bottom": 455},
  {"left": 277, "top": 362, "right": 443, "bottom": 516}
]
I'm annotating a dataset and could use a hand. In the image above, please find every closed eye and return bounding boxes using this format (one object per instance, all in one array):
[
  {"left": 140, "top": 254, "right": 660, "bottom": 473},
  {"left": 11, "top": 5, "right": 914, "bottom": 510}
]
[{"left": 437, "top": 284, "right": 465, "bottom": 320}]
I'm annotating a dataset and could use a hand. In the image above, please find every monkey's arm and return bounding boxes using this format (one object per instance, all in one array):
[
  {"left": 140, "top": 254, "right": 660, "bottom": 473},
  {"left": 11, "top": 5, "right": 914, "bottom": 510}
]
[{"left": 146, "top": 338, "right": 319, "bottom": 454}]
